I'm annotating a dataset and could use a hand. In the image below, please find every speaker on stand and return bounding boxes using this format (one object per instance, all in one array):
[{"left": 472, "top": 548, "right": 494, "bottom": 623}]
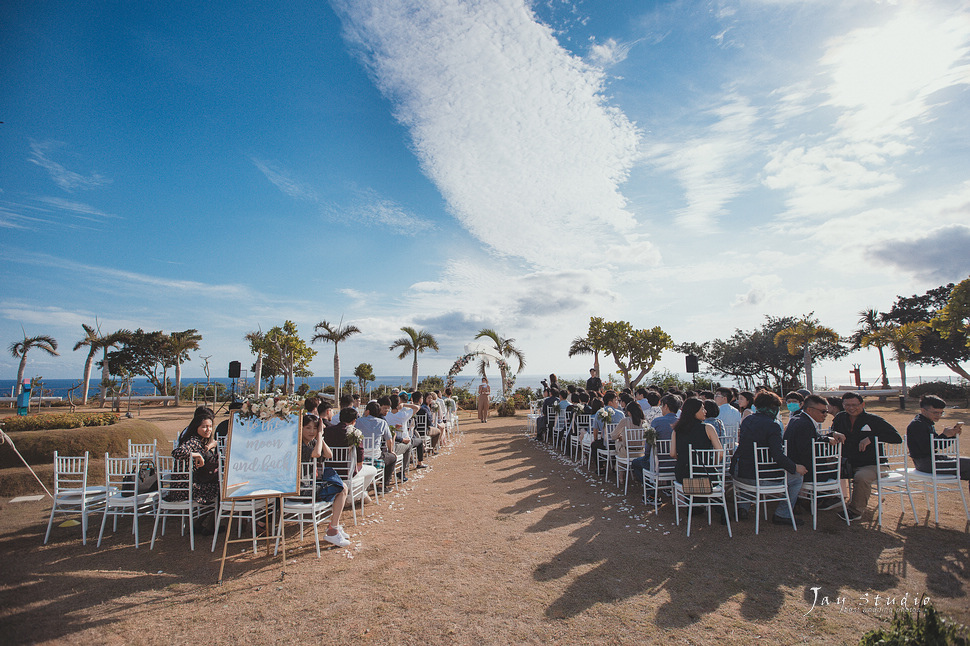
[
  {"left": 685, "top": 354, "right": 699, "bottom": 387},
  {"left": 228, "top": 361, "right": 241, "bottom": 405}
]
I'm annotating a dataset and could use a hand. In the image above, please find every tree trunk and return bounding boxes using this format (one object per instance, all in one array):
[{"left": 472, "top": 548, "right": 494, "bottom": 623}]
[
  {"left": 174, "top": 360, "right": 182, "bottom": 406},
  {"left": 99, "top": 347, "right": 110, "bottom": 408},
  {"left": 593, "top": 351, "right": 600, "bottom": 378},
  {"left": 254, "top": 354, "right": 263, "bottom": 397},
  {"left": 411, "top": 354, "right": 418, "bottom": 391},
  {"left": 943, "top": 361, "right": 970, "bottom": 382},
  {"left": 499, "top": 366, "right": 508, "bottom": 398},
  {"left": 15, "top": 356, "right": 27, "bottom": 396},
  {"left": 898, "top": 359, "right": 908, "bottom": 398},
  {"left": 803, "top": 346, "right": 814, "bottom": 392},
  {"left": 333, "top": 349, "right": 340, "bottom": 401},
  {"left": 877, "top": 346, "right": 889, "bottom": 387},
  {"left": 81, "top": 349, "right": 95, "bottom": 405}
]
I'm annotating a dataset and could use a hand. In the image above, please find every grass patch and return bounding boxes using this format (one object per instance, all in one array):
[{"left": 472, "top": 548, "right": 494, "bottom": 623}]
[{"left": 1, "top": 412, "right": 119, "bottom": 433}]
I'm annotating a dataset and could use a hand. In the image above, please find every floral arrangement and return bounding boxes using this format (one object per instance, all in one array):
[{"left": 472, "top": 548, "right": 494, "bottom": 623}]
[
  {"left": 569, "top": 403, "right": 584, "bottom": 414},
  {"left": 346, "top": 426, "right": 363, "bottom": 447},
  {"left": 643, "top": 426, "right": 657, "bottom": 447},
  {"left": 239, "top": 391, "right": 301, "bottom": 421},
  {"left": 596, "top": 408, "right": 613, "bottom": 424}
]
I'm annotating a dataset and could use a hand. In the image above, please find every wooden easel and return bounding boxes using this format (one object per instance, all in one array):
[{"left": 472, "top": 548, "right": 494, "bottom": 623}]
[{"left": 217, "top": 495, "right": 286, "bottom": 584}]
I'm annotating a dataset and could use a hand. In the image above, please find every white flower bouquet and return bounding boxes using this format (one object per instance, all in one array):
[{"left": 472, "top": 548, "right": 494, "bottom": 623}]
[
  {"left": 239, "top": 391, "right": 301, "bottom": 421},
  {"left": 347, "top": 426, "right": 363, "bottom": 447}
]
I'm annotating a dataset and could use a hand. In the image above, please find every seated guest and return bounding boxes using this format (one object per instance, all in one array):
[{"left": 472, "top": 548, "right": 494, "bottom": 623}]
[
  {"left": 784, "top": 394, "right": 846, "bottom": 510},
  {"left": 412, "top": 391, "right": 444, "bottom": 451},
  {"left": 714, "top": 387, "right": 741, "bottom": 429},
  {"left": 339, "top": 393, "right": 354, "bottom": 411},
  {"left": 589, "top": 391, "right": 625, "bottom": 473},
  {"left": 785, "top": 391, "right": 805, "bottom": 421},
  {"left": 316, "top": 400, "right": 335, "bottom": 427},
  {"left": 630, "top": 394, "right": 681, "bottom": 488},
  {"left": 825, "top": 397, "right": 844, "bottom": 423},
  {"left": 385, "top": 394, "right": 426, "bottom": 470},
  {"left": 300, "top": 414, "right": 350, "bottom": 547},
  {"left": 670, "top": 398, "right": 725, "bottom": 519},
  {"left": 324, "top": 408, "right": 379, "bottom": 503},
  {"left": 730, "top": 391, "right": 807, "bottom": 526},
  {"left": 355, "top": 401, "right": 398, "bottom": 491},
  {"left": 907, "top": 395, "right": 969, "bottom": 492},
  {"left": 171, "top": 407, "right": 220, "bottom": 533},
  {"left": 830, "top": 392, "right": 902, "bottom": 521},
  {"left": 610, "top": 401, "right": 647, "bottom": 486},
  {"left": 738, "top": 391, "right": 755, "bottom": 420},
  {"left": 536, "top": 387, "right": 556, "bottom": 441},
  {"left": 304, "top": 396, "right": 322, "bottom": 417},
  {"left": 703, "top": 399, "right": 726, "bottom": 437}
]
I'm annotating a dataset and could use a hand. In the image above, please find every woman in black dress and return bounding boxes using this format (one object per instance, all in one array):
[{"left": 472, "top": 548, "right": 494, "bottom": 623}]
[{"left": 670, "top": 397, "right": 723, "bottom": 484}]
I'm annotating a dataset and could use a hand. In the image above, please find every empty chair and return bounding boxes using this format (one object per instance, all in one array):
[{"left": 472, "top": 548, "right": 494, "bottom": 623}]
[
  {"left": 874, "top": 441, "right": 918, "bottom": 527},
  {"left": 151, "top": 458, "right": 215, "bottom": 550},
  {"left": 98, "top": 454, "right": 160, "bottom": 547},
  {"left": 673, "top": 448, "right": 732, "bottom": 537},
  {"left": 595, "top": 423, "right": 617, "bottom": 479},
  {"left": 44, "top": 451, "right": 108, "bottom": 545},
  {"left": 127, "top": 439, "right": 158, "bottom": 462}
]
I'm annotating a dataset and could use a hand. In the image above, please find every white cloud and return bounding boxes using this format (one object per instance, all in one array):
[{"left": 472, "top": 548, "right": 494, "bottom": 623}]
[
  {"left": 28, "top": 141, "right": 111, "bottom": 191},
  {"left": 35, "top": 197, "right": 121, "bottom": 221},
  {"left": 251, "top": 157, "right": 319, "bottom": 202},
  {"left": 587, "top": 37, "right": 635, "bottom": 67},
  {"left": 331, "top": 0, "right": 643, "bottom": 269}
]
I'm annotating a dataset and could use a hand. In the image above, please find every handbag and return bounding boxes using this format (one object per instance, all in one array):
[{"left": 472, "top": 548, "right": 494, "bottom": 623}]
[
  {"left": 121, "top": 459, "right": 158, "bottom": 496},
  {"left": 682, "top": 477, "right": 713, "bottom": 495}
]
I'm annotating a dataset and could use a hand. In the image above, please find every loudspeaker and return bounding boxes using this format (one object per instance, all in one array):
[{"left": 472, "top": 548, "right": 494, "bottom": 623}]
[
  {"left": 228, "top": 361, "right": 241, "bottom": 379},
  {"left": 685, "top": 354, "right": 699, "bottom": 373}
]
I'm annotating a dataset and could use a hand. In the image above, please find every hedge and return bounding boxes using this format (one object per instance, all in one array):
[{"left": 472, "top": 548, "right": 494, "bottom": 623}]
[{"left": 0, "top": 412, "right": 120, "bottom": 433}]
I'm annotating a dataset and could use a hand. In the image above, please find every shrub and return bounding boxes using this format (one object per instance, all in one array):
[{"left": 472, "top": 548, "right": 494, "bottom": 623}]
[
  {"left": 1, "top": 412, "right": 120, "bottom": 433},
  {"left": 859, "top": 602, "right": 969, "bottom": 645},
  {"left": 497, "top": 399, "right": 516, "bottom": 417},
  {"left": 907, "top": 381, "right": 970, "bottom": 405}
]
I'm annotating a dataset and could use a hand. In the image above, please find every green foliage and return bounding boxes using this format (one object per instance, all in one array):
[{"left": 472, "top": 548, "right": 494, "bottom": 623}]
[
  {"left": 907, "top": 381, "right": 970, "bottom": 405},
  {"left": 417, "top": 375, "right": 445, "bottom": 392},
  {"left": 354, "top": 362, "right": 376, "bottom": 392},
  {"left": 858, "top": 603, "right": 969, "bottom": 646},
  {"left": 180, "top": 382, "right": 227, "bottom": 401},
  {"left": 450, "top": 385, "right": 476, "bottom": 410},
  {"left": 647, "top": 368, "right": 718, "bottom": 393},
  {"left": 103, "top": 329, "right": 172, "bottom": 393},
  {"left": 1, "top": 412, "right": 119, "bottom": 433},
  {"left": 885, "top": 282, "right": 970, "bottom": 381},
  {"left": 586, "top": 317, "right": 673, "bottom": 388},
  {"left": 497, "top": 398, "right": 516, "bottom": 416},
  {"left": 932, "top": 277, "right": 970, "bottom": 349},
  {"left": 259, "top": 321, "right": 316, "bottom": 393}
]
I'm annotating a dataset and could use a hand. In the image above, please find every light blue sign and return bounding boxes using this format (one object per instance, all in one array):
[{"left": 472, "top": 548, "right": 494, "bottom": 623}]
[{"left": 223, "top": 413, "right": 301, "bottom": 499}]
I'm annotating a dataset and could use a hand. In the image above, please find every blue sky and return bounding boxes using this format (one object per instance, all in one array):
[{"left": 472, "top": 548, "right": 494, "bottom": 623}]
[{"left": 2, "top": 0, "right": 969, "bottom": 387}]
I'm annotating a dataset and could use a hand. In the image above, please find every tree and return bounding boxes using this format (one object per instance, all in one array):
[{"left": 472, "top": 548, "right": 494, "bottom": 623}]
[
  {"left": 773, "top": 315, "right": 842, "bottom": 392},
  {"left": 104, "top": 329, "right": 171, "bottom": 394},
  {"left": 586, "top": 317, "right": 672, "bottom": 389},
  {"left": 931, "top": 276, "right": 970, "bottom": 351},
  {"left": 245, "top": 330, "right": 265, "bottom": 396},
  {"left": 168, "top": 329, "right": 202, "bottom": 406},
  {"left": 863, "top": 322, "right": 930, "bottom": 397},
  {"left": 474, "top": 328, "right": 526, "bottom": 396},
  {"left": 851, "top": 308, "right": 890, "bottom": 387},
  {"left": 884, "top": 283, "right": 970, "bottom": 381},
  {"left": 313, "top": 319, "right": 360, "bottom": 399},
  {"left": 389, "top": 326, "right": 439, "bottom": 390},
  {"left": 567, "top": 335, "right": 601, "bottom": 376},
  {"left": 96, "top": 329, "right": 128, "bottom": 407},
  {"left": 9, "top": 333, "right": 59, "bottom": 396},
  {"left": 73, "top": 323, "right": 101, "bottom": 405},
  {"left": 263, "top": 322, "right": 316, "bottom": 394},
  {"left": 354, "top": 362, "right": 375, "bottom": 393}
]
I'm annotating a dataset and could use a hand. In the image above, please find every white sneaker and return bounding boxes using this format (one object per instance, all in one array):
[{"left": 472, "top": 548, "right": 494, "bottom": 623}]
[
  {"left": 324, "top": 531, "right": 350, "bottom": 548},
  {"left": 335, "top": 525, "right": 349, "bottom": 540}
]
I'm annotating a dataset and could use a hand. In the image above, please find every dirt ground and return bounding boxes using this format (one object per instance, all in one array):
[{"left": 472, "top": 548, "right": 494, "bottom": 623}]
[{"left": 1, "top": 403, "right": 968, "bottom": 645}]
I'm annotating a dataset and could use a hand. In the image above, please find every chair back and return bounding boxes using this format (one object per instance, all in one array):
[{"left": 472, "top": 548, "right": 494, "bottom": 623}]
[
  {"left": 602, "top": 423, "right": 617, "bottom": 450},
  {"left": 362, "top": 434, "right": 383, "bottom": 461},
  {"left": 412, "top": 415, "right": 427, "bottom": 438},
  {"left": 157, "top": 458, "right": 194, "bottom": 502},
  {"left": 651, "top": 439, "right": 676, "bottom": 477},
  {"left": 811, "top": 440, "right": 842, "bottom": 482},
  {"left": 930, "top": 436, "right": 961, "bottom": 478},
  {"left": 623, "top": 425, "right": 647, "bottom": 455},
  {"left": 104, "top": 453, "right": 138, "bottom": 489},
  {"left": 53, "top": 451, "right": 90, "bottom": 494},
  {"left": 689, "top": 448, "right": 726, "bottom": 487},
  {"left": 128, "top": 440, "right": 158, "bottom": 461},
  {"left": 721, "top": 423, "right": 739, "bottom": 443},
  {"left": 324, "top": 446, "right": 357, "bottom": 487},
  {"left": 752, "top": 444, "right": 788, "bottom": 488},
  {"left": 290, "top": 460, "right": 318, "bottom": 503}
]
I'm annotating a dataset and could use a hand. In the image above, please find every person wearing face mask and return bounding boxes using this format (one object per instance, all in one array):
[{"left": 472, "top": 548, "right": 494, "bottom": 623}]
[{"left": 785, "top": 392, "right": 805, "bottom": 422}]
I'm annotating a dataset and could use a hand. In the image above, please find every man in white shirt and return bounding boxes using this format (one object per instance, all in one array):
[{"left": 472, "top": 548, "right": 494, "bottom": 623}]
[
  {"left": 356, "top": 401, "right": 397, "bottom": 490},
  {"left": 384, "top": 394, "right": 427, "bottom": 470},
  {"left": 715, "top": 387, "right": 742, "bottom": 430}
]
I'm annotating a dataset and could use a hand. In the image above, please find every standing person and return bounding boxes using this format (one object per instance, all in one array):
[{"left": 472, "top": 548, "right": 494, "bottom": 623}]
[
  {"left": 586, "top": 368, "right": 603, "bottom": 394},
  {"left": 477, "top": 377, "right": 491, "bottom": 423},
  {"left": 831, "top": 392, "right": 902, "bottom": 521}
]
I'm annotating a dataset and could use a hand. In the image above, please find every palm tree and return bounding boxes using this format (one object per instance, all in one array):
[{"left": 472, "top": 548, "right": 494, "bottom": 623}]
[
  {"left": 862, "top": 322, "right": 929, "bottom": 398},
  {"left": 312, "top": 320, "right": 361, "bottom": 400},
  {"left": 568, "top": 334, "right": 600, "bottom": 376},
  {"left": 9, "top": 333, "right": 59, "bottom": 396},
  {"left": 389, "top": 327, "right": 439, "bottom": 390},
  {"left": 474, "top": 328, "right": 526, "bottom": 397},
  {"left": 245, "top": 330, "right": 265, "bottom": 397},
  {"left": 773, "top": 318, "right": 840, "bottom": 392},
  {"left": 169, "top": 329, "right": 202, "bottom": 406},
  {"left": 73, "top": 323, "right": 100, "bottom": 405},
  {"left": 97, "top": 329, "right": 129, "bottom": 407},
  {"left": 854, "top": 308, "right": 889, "bottom": 387}
]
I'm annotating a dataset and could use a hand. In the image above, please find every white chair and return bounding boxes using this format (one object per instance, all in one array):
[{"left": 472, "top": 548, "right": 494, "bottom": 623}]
[
  {"left": 615, "top": 425, "right": 647, "bottom": 494},
  {"left": 874, "top": 441, "right": 918, "bottom": 528},
  {"left": 901, "top": 436, "right": 970, "bottom": 525},
  {"left": 151, "top": 458, "right": 214, "bottom": 550},
  {"left": 360, "top": 435, "right": 385, "bottom": 504},
  {"left": 733, "top": 444, "right": 796, "bottom": 534},
  {"left": 643, "top": 439, "right": 676, "bottom": 513},
  {"left": 674, "top": 448, "right": 732, "bottom": 537},
  {"left": 413, "top": 415, "right": 432, "bottom": 456},
  {"left": 98, "top": 454, "right": 160, "bottom": 548},
  {"left": 721, "top": 423, "right": 739, "bottom": 446},
  {"left": 570, "top": 414, "right": 590, "bottom": 462},
  {"left": 275, "top": 461, "right": 334, "bottom": 558},
  {"left": 211, "top": 455, "right": 268, "bottom": 553},
  {"left": 127, "top": 439, "right": 158, "bottom": 462},
  {"left": 44, "top": 451, "right": 108, "bottom": 545},
  {"left": 800, "top": 441, "right": 850, "bottom": 530},
  {"left": 595, "top": 423, "right": 617, "bottom": 479},
  {"left": 324, "top": 446, "right": 360, "bottom": 526}
]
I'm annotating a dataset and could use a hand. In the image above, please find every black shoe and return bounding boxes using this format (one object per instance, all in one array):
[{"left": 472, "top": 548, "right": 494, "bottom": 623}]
[
  {"left": 838, "top": 507, "right": 863, "bottom": 522},
  {"left": 416, "top": 464, "right": 427, "bottom": 469},
  {"left": 771, "top": 515, "right": 804, "bottom": 527}
]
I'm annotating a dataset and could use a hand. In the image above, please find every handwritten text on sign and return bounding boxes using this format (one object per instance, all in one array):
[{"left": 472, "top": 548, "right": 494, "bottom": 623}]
[{"left": 223, "top": 413, "right": 300, "bottom": 499}]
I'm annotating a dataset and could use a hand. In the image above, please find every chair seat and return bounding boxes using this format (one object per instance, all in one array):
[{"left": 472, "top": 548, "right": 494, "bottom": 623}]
[
  {"left": 105, "top": 491, "right": 159, "bottom": 506},
  {"left": 56, "top": 485, "right": 111, "bottom": 500},
  {"left": 898, "top": 467, "right": 960, "bottom": 482}
]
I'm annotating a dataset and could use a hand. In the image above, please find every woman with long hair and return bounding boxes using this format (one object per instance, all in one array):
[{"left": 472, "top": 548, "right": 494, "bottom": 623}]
[
  {"left": 170, "top": 406, "right": 220, "bottom": 532},
  {"left": 610, "top": 401, "right": 647, "bottom": 486},
  {"left": 737, "top": 391, "right": 756, "bottom": 420},
  {"left": 670, "top": 397, "right": 723, "bottom": 484}
]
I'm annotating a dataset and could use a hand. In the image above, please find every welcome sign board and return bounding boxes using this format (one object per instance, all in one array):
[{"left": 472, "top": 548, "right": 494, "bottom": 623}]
[{"left": 223, "top": 412, "right": 301, "bottom": 499}]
